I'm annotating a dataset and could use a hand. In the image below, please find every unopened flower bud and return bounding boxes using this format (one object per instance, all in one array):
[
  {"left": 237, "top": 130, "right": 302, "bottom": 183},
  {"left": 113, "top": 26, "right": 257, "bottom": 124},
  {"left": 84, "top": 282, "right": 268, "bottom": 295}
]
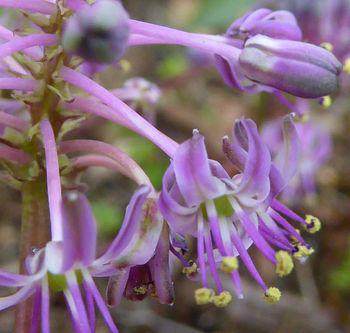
[
  {"left": 62, "top": 0, "right": 130, "bottom": 63},
  {"left": 227, "top": 8, "right": 302, "bottom": 41},
  {"left": 238, "top": 34, "right": 342, "bottom": 98}
]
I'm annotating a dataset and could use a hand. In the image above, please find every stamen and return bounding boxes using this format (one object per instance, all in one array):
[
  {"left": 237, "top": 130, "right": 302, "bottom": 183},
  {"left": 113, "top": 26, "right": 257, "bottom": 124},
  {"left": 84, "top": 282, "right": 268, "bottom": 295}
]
[
  {"left": 212, "top": 291, "right": 232, "bottom": 307},
  {"left": 275, "top": 251, "right": 294, "bottom": 277},
  {"left": 303, "top": 215, "right": 321, "bottom": 234},
  {"left": 182, "top": 262, "right": 198, "bottom": 275},
  {"left": 320, "top": 96, "right": 332, "bottom": 109},
  {"left": 220, "top": 256, "right": 238, "bottom": 273},
  {"left": 133, "top": 286, "right": 148, "bottom": 295},
  {"left": 264, "top": 287, "right": 281, "bottom": 304},
  {"left": 293, "top": 245, "right": 314, "bottom": 259},
  {"left": 344, "top": 58, "right": 350, "bottom": 74},
  {"left": 320, "top": 42, "right": 333, "bottom": 52},
  {"left": 194, "top": 288, "right": 214, "bottom": 305}
]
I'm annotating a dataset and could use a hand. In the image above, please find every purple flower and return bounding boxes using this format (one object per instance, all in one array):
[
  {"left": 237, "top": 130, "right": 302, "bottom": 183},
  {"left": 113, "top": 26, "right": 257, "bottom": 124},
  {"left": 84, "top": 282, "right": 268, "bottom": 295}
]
[
  {"left": 0, "top": 185, "right": 163, "bottom": 333},
  {"left": 0, "top": 118, "right": 163, "bottom": 332},
  {"left": 128, "top": 9, "right": 342, "bottom": 99},
  {"left": 262, "top": 117, "right": 332, "bottom": 203},
  {"left": 267, "top": 0, "right": 350, "bottom": 62},
  {"left": 159, "top": 116, "right": 320, "bottom": 305},
  {"left": 106, "top": 224, "right": 174, "bottom": 306},
  {"left": 62, "top": 0, "right": 130, "bottom": 63},
  {"left": 226, "top": 8, "right": 302, "bottom": 41},
  {"left": 216, "top": 34, "right": 342, "bottom": 98}
]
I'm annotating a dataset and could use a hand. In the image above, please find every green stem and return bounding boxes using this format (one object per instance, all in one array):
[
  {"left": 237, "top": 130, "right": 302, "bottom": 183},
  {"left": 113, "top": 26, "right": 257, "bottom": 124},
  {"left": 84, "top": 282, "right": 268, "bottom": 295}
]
[{"left": 14, "top": 178, "right": 50, "bottom": 333}]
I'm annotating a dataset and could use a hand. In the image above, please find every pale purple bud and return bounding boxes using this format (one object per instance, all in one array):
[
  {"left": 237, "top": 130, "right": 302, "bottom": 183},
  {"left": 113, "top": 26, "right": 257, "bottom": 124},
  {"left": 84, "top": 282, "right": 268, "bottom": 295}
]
[
  {"left": 226, "top": 8, "right": 302, "bottom": 41},
  {"left": 62, "top": 0, "right": 130, "bottom": 63},
  {"left": 238, "top": 35, "right": 343, "bottom": 98}
]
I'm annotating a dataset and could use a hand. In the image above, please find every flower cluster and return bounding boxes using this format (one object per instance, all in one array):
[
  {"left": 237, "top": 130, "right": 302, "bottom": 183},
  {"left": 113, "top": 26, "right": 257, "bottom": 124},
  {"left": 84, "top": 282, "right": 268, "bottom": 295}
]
[{"left": 0, "top": 0, "right": 342, "bottom": 332}]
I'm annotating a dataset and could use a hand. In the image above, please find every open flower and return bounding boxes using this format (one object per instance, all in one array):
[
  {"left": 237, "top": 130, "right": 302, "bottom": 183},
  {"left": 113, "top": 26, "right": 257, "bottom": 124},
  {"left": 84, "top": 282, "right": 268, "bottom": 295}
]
[
  {"left": 0, "top": 185, "right": 163, "bottom": 333},
  {"left": 159, "top": 115, "right": 320, "bottom": 305}
]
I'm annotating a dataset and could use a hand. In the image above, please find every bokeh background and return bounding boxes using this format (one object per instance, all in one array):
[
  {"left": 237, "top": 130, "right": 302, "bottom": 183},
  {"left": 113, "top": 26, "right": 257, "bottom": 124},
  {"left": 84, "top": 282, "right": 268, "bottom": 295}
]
[{"left": 1, "top": 0, "right": 350, "bottom": 332}]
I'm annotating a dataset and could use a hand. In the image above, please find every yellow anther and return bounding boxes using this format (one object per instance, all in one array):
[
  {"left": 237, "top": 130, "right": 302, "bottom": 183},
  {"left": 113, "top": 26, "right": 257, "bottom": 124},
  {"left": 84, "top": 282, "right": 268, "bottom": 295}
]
[
  {"left": 275, "top": 251, "right": 294, "bottom": 277},
  {"left": 304, "top": 215, "right": 321, "bottom": 234},
  {"left": 298, "top": 113, "right": 310, "bottom": 123},
  {"left": 119, "top": 59, "right": 131, "bottom": 72},
  {"left": 194, "top": 288, "right": 214, "bottom": 305},
  {"left": 321, "top": 96, "right": 332, "bottom": 109},
  {"left": 344, "top": 58, "right": 350, "bottom": 74},
  {"left": 133, "top": 285, "right": 147, "bottom": 295},
  {"left": 264, "top": 287, "right": 281, "bottom": 304},
  {"left": 212, "top": 291, "right": 232, "bottom": 308},
  {"left": 220, "top": 256, "right": 239, "bottom": 273},
  {"left": 293, "top": 245, "right": 314, "bottom": 259},
  {"left": 289, "top": 229, "right": 301, "bottom": 244},
  {"left": 320, "top": 42, "right": 334, "bottom": 52},
  {"left": 182, "top": 262, "right": 197, "bottom": 275}
]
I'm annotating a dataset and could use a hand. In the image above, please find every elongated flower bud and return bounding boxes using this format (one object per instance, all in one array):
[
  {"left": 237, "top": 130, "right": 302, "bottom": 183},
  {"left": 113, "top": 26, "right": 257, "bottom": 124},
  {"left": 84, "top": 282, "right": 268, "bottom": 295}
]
[
  {"left": 226, "top": 8, "right": 302, "bottom": 41},
  {"left": 62, "top": 0, "right": 130, "bottom": 63},
  {"left": 238, "top": 34, "right": 342, "bottom": 98}
]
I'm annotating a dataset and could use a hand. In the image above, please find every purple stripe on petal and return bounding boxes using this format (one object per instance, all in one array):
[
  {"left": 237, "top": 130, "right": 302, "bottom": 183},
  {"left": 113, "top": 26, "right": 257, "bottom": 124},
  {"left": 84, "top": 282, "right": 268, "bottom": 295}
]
[
  {"left": 62, "top": 192, "right": 97, "bottom": 267},
  {"left": 106, "top": 268, "right": 130, "bottom": 307},
  {"left": 158, "top": 166, "right": 198, "bottom": 236},
  {"left": 99, "top": 186, "right": 151, "bottom": 262},
  {"left": 230, "top": 221, "right": 267, "bottom": 291},
  {"left": 0, "top": 284, "right": 35, "bottom": 311},
  {"left": 98, "top": 187, "right": 163, "bottom": 268},
  {"left": 30, "top": 287, "right": 41, "bottom": 333},
  {"left": 173, "top": 130, "right": 225, "bottom": 207},
  {"left": 83, "top": 281, "right": 96, "bottom": 331},
  {"left": 0, "top": 270, "right": 38, "bottom": 287},
  {"left": 83, "top": 269, "right": 119, "bottom": 333},
  {"left": 41, "top": 276, "right": 50, "bottom": 333},
  {"left": 204, "top": 229, "right": 223, "bottom": 293},
  {"left": 149, "top": 225, "right": 174, "bottom": 305},
  {"left": 197, "top": 212, "right": 208, "bottom": 288},
  {"left": 64, "top": 272, "right": 91, "bottom": 333}
]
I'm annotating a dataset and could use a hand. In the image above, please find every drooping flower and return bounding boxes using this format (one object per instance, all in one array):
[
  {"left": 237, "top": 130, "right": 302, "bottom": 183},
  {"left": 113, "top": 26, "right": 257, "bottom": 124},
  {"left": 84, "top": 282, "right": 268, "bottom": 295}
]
[
  {"left": 0, "top": 119, "right": 164, "bottom": 332},
  {"left": 159, "top": 115, "right": 320, "bottom": 305},
  {"left": 128, "top": 8, "right": 342, "bottom": 98},
  {"left": 236, "top": 34, "right": 342, "bottom": 98},
  {"left": 262, "top": 116, "right": 332, "bottom": 203}
]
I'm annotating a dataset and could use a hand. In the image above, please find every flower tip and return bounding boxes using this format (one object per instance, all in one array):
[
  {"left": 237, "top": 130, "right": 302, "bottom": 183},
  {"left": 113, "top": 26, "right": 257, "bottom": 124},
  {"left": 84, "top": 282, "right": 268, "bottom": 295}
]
[
  {"left": 304, "top": 215, "right": 321, "bottom": 234},
  {"left": 275, "top": 250, "right": 294, "bottom": 277},
  {"left": 220, "top": 256, "right": 239, "bottom": 273},
  {"left": 264, "top": 287, "right": 281, "bottom": 304},
  {"left": 194, "top": 288, "right": 214, "bottom": 305},
  {"left": 212, "top": 291, "right": 232, "bottom": 308}
]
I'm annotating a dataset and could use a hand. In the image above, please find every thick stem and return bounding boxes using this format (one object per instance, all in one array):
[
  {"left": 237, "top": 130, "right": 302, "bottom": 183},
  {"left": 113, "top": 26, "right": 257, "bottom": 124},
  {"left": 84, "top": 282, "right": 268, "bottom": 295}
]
[{"left": 14, "top": 179, "right": 50, "bottom": 333}]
